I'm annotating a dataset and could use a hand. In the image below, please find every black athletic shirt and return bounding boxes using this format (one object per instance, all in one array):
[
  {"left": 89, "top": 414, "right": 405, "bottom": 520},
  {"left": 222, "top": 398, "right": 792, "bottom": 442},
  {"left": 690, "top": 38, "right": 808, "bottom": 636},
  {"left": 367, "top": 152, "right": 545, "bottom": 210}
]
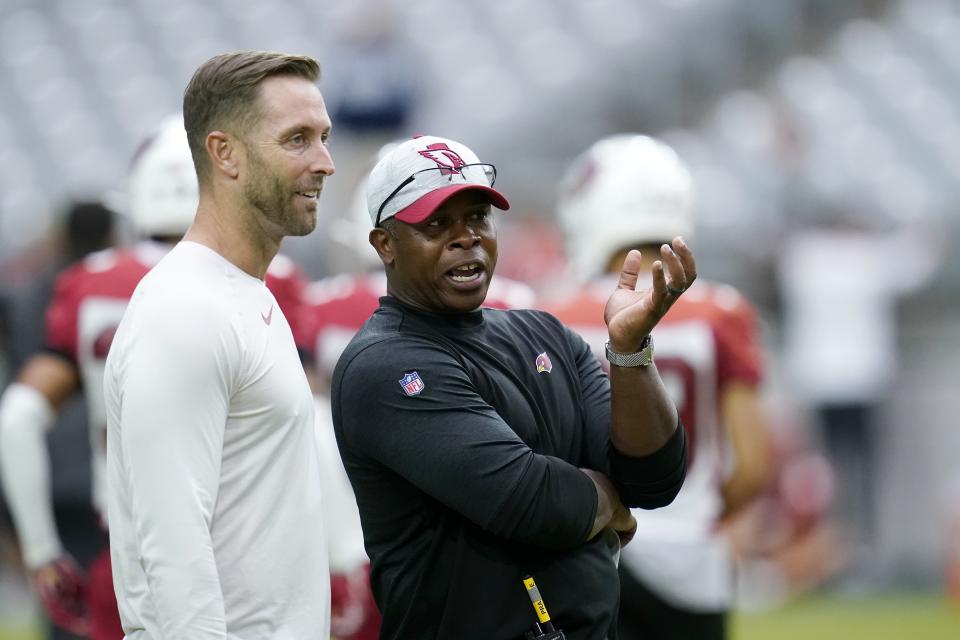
[{"left": 332, "top": 296, "right": 687, "bottom": 640}]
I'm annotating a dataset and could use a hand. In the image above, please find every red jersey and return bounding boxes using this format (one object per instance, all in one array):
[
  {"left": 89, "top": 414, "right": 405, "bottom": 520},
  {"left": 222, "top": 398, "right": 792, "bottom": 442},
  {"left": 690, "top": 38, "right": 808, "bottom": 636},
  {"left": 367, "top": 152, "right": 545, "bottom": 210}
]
[
  {"left": 545, "top": 277, "right": 764, "bottom": 609},
  {"left": 546, "top": 278, "right": 762, "bottom": 461}
]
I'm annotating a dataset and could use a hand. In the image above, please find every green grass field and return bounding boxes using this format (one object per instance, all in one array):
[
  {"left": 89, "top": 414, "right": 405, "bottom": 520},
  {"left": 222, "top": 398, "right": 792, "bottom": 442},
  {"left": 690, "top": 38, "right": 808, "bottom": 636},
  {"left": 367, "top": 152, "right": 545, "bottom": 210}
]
[
  {"left": 732, "top": 594, "right": 960, "bottom": 640},
  {"left": 2, "top": 595, "right": 957, "bottom": 640}
]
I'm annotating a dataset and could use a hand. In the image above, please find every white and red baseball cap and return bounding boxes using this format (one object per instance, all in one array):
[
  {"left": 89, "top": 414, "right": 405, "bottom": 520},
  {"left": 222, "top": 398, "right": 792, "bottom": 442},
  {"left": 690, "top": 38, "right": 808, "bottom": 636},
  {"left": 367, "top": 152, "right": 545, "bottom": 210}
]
[{"left": 365, "top": 135, "right": 510, "bottom": 226}]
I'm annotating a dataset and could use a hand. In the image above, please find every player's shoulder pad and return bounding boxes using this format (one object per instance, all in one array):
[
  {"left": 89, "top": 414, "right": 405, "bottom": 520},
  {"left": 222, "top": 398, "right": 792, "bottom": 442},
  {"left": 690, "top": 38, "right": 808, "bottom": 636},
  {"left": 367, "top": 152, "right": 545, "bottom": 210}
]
[
  {"left": 683, "top": 280, "right": 757, "bottom": 318},
  {"left": 484, "top": 276, "right": 536, "bottom": 310},
  {"left": 50, "top": 248, "right": 119, "bottom": 298},
  {"left": 302, "top": 274, "right": 360, "bottom": 307},
  {"left": 81, "top": 247, "right": 123, "bottom": 274},
  {"left": 266, "top": 253, "right": 301, "bottom": 279}
]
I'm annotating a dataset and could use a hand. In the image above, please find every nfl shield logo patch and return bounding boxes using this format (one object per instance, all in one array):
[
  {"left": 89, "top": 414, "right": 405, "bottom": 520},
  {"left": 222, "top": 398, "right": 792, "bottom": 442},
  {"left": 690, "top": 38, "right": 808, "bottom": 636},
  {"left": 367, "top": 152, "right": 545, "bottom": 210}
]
[
  {"left": 535, "top": 352, "right": 553, "bottom": 374},
  {"left": 399, "top": 371, "right": 426, "bottom": 396}
]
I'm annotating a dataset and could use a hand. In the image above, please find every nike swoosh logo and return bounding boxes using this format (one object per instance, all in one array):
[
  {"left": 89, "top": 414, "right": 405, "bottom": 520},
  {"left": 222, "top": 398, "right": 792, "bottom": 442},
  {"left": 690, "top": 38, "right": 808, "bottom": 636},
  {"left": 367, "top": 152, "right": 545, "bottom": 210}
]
[{"left": 261, "top": 305, "right": 274, "bottom": 326}]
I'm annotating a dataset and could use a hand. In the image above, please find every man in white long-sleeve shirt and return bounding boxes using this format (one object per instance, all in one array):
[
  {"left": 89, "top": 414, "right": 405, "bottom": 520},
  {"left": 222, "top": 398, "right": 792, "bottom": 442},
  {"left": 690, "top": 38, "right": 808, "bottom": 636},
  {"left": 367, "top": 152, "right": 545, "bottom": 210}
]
[{"left": 104, "top": 50, "right": 336, "bottom": 639}]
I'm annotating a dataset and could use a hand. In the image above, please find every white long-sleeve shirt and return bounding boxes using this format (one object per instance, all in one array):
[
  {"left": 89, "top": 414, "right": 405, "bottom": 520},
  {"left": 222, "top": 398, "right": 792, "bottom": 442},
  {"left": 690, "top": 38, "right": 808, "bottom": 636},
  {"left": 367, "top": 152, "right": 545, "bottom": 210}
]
[{"left": 104, "top": 241, "right": 329, "bottom": 639}]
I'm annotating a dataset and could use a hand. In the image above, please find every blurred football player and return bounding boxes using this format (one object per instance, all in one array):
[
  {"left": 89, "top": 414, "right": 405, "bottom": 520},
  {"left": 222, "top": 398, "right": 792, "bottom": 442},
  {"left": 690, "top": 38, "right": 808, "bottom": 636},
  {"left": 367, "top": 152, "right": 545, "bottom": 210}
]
[
  {"left": 0, "top": 113, "right": 306, "bottom": 640},
  {"left": 547, "top": 134, "right": 773, "bottom": 640}
]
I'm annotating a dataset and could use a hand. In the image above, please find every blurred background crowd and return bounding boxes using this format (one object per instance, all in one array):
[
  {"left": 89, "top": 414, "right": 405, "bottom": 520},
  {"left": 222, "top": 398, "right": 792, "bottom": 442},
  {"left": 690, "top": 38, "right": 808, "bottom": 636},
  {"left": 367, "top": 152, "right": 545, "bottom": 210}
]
[{"left": 0, "top": 0, "right": 958, "bottom": 638}]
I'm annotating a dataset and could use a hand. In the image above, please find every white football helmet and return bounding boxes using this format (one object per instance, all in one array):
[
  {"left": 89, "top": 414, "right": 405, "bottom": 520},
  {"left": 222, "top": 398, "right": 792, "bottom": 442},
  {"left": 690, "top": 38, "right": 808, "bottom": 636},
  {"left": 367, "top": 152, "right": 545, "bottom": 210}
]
[
  {"left": 328, "top": 140, "right": 402, "bottom": 272},
  {"left": 557, "top": 134, "right": 694, "bottom": 279},
  {"left": 125, "top": 114, "right": 198, "bottom": 237}
]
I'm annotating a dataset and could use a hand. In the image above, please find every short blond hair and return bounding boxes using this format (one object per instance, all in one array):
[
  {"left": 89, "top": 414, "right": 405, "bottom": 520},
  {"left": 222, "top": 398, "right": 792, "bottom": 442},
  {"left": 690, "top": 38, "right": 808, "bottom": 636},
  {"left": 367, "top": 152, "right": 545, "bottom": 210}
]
[{"left": 182, "top": 50, "right": 321, "bottom": 182}]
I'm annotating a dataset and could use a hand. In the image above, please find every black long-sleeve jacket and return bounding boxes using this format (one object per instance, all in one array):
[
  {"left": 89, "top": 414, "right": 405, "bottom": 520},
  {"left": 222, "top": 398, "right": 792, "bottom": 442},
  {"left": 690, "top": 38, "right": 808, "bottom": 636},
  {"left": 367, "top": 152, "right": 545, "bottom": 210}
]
[{"left": 332, "top": 297, "right": 686, "bottom": 640}]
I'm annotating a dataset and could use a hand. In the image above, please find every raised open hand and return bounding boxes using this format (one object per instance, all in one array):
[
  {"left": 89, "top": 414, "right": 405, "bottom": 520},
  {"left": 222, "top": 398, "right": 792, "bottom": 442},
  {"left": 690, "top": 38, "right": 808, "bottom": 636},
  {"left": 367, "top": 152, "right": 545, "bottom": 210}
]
[{"left": 604, "top": 237, "right": 697, "bottom": 352}]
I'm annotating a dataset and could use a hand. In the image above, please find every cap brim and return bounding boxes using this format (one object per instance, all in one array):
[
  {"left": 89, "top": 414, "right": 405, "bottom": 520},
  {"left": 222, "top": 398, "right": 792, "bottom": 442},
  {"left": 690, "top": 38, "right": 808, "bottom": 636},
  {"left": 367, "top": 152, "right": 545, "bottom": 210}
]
[{"left": 393, "top": 184, "right": 510, "bottom": 224}]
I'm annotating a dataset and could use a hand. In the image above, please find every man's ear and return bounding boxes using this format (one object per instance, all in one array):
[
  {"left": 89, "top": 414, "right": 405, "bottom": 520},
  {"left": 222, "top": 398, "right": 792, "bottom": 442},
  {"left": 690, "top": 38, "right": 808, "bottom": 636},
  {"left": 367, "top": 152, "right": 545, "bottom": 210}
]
[
  {"left": 205, "top": 131, "right": 240, "bottom": 179},
  {"left": 369, "top": 228, "right": 395, "bottom": 267}
]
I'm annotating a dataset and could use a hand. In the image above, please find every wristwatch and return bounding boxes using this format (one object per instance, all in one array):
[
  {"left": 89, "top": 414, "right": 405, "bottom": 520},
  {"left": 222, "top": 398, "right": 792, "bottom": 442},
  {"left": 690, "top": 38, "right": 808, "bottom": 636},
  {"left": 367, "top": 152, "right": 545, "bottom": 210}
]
[{"left": 605, "top": 335, "right": 654, "bottom": 367}]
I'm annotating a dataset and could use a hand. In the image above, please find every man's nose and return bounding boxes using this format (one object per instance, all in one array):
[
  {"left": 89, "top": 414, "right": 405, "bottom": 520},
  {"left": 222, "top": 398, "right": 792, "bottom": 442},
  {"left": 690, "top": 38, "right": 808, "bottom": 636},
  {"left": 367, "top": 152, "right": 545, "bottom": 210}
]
[
  {"left": 449, "top": 222, "right": 481, "bottom": 249},
  {"left": 311, "top": 144, "right": 335, "bottom": 176}
]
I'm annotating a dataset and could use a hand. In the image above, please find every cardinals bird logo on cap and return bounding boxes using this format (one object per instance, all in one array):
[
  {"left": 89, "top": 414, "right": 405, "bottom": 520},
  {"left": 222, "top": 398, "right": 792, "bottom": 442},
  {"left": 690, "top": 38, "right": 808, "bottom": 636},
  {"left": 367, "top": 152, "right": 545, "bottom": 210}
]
[
  {"left": 399, "top": 371, "right": 426, "bottom": 396},
  {"left": 535, "top": 352, "right": 553, "bottom": 374},
  {"left": 418, "top": 142, "right": 466, "bottom": 175}
]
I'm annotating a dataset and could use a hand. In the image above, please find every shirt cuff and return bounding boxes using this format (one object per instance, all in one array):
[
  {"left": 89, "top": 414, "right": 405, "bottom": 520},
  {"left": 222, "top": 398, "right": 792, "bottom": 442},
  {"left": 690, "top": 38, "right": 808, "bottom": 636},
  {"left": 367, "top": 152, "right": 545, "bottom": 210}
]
[{"left": 609, "top": 421, "right": 687, "bottom": 509}]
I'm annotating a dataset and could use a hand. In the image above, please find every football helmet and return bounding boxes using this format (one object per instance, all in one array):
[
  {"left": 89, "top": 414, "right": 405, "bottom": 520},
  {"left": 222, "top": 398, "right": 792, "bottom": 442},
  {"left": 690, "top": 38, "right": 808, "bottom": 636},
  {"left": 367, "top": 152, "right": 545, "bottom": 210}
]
[
  {"left": 125, "top": 114, "right": 198, "bottom": 237},
  {"left": 557, "top": 134, "right": 694, "bottom": 279},
  {"left": 329, "top": 140, "right": 402, "bottom": 272}
]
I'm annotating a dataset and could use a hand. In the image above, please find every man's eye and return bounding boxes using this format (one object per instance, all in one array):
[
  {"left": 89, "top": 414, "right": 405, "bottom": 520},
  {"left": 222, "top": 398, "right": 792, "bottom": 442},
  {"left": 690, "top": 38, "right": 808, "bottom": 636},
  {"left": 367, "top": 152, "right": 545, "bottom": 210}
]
[
  {"left": 289, "top": 133, "right": 306, "bottom": 145},
  {"left": 427, "top": 216, "right": 446, "bottom": 227},
  {"left": 469, "top": 211, "right": 491, "bottom": 225}
]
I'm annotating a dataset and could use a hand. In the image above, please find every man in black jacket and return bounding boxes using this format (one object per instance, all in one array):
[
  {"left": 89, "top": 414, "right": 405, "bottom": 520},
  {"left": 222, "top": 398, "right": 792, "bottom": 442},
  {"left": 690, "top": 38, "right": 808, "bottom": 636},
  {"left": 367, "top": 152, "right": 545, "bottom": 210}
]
[{"left": 332, "top": 135, "right": 695, "bottom": 640}]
